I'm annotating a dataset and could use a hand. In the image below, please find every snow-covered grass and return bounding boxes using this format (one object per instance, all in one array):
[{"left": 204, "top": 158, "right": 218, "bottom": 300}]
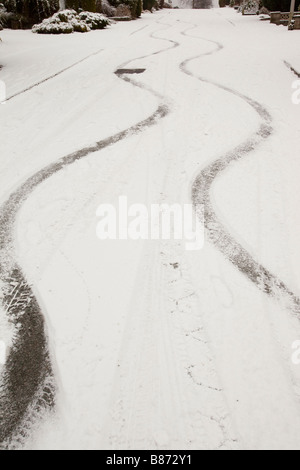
[{"left": 32, "top": 9, "right": 110, "bottom": 34}]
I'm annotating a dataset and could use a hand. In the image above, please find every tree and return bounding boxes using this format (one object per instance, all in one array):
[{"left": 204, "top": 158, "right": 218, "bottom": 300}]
[
  {"left": 143, "top": 0, "right": 156, "bottom": 9},
  {"left": 263, "top": 0, "right": 299, "bottom": 9},
  {"left": 136, "top": 0, "right": 142, "bottom": 16},
  {"left": 109, "top": 0, "right": 142, "bottom": 17},
  {"left": 3, "top": 0, "right": 59, "bottom": 26},
  {"left": 66, "top": 0, "right": 97, "bottom": 11}
]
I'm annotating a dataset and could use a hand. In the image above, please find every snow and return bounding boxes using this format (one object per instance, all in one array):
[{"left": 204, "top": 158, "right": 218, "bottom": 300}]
[{"left": 1, "top": 7, "right": 300, "bottom": 450}]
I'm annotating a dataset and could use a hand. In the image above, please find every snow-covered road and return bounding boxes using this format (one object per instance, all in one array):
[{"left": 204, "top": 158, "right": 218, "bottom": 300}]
[{"left": 1, "top": 8, "right": 300, "bottom": 450}]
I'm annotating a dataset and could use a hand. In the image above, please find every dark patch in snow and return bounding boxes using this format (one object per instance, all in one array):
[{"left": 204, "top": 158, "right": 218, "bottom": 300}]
[
  {"left": 170, "top": 262, "right": 179, "bottom": 269},
  {"left": 193, "top": 0, "right": 213, "bottom": 9},
  {"left": 0, "top": 270, "right": 54, "bottom": 449},
  {"left": 115, "top": 68, "right": 146, "bottom": 75}
]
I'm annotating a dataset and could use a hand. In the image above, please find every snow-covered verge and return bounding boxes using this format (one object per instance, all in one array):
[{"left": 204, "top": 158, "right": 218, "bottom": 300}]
[
  {"left": 0, "top": 8, "right": 300, "bottom": 450},
  {"left": 32, "top": 10, "right": 110, "bottom": 34}
]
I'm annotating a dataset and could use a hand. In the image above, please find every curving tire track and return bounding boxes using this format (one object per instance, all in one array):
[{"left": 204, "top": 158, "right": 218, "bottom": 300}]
[
  {"left": 0, "top": 18, "right": 178, "bottom": 448},
  {"left": 180, "top": 24, "right": 300, "bottom": 314}
]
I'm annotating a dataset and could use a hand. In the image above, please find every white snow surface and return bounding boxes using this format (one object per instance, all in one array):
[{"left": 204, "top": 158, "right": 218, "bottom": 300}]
[{"left": 1, "top": 8, "right": 300, "bottom": 450}]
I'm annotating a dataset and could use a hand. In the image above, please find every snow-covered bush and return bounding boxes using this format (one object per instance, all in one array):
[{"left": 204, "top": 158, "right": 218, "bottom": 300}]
[
  {"left": 101, "top": 0, "right": 117, "bottom": 15},
  {"left": 78, "top": 10, "right": 109, "bottom": 27},
  {"left": 242, "top": 0, "right": 259, "bottom": 13},
  {"left": 32, "top": 9, "right": 109, "bottom": 33}
]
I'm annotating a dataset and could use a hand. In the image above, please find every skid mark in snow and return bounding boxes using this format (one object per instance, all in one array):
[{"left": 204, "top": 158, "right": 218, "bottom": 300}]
[
  {"left": 284, "top": 60, "right": 300, "bottom": 78},
  {"left": 214, "top": 10, "right": 236, "bottom": 27},
  {"left": 0, "top": 18, "right": 177, "bottom": 448},
  {"left": 130, "top": 24, "right": 149, "bottom": 35},
  {"left": 115, "top": 68, "right": 146, "bottom": 75},
  {"left": 180, "top": 22, "right": 223, "bottom": 55},
  {"left": 180, "top": 26, "right": 300, "bottom": 314},
  {"left": 5, "top": 49, "right": 103, "bottom": 103}
]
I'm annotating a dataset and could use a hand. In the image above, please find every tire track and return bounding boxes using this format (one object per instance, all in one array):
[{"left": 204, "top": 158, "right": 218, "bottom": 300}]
[
  {"left": 130, "top": 24, "right": 149, "bottom": 35},
  {"left": 284, "top": 60, "right": 300, "bottom": 78},
  {"left": 4, "top": 49, "right": 103, "bottom": 103},
  {"left": 180, "top": 26, "right": 300, "bottom": 314},
  {"left": 180, "top": 22, "right": 223, "bottom": 55},
  {"left": 214, "top": 10, "right": 236, "bottom": 27},
  {"left": 0, "top": 18, "right": 178, "bottom": 448}
]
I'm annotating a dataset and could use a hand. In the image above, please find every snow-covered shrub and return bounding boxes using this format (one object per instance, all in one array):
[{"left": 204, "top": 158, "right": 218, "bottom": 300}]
[
  {"left": 53, "top": 9, "right": 77, "bottom": 21},
  {"left": 78, "top": 10, "right": 109, "bottom": 28},
  {"left": 35, "top": 21, "right": 74, "bottom": 33},
  {"left": 32, "top": 9, "right": 109, "bottom": 33},
  {"left": 242, "top": 0, "right": 259, "bottom": 13},
  {"left": 101, "top": 0, "right": 117, "bottom": 16}
]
